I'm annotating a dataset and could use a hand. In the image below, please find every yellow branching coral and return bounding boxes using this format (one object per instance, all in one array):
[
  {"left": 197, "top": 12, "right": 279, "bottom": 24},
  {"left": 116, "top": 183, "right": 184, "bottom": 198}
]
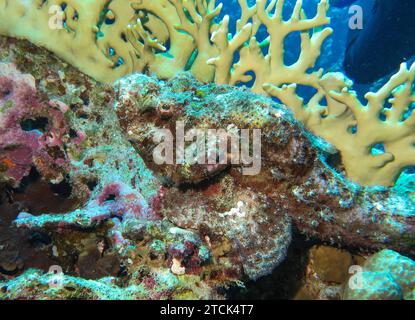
[
  {"left": 0, "top": 0, "right": 197, "bottom": 82},
  {"left": 169, "top": 0, "right": 222, "bottom": 82},
  {"left": 328, "top": 63, "right": 415, "bottom": 186},
  {"left": 96, "top": 1, "right": 166, "bottom": 76},
  {"left": 126, "top": 0, "right": 196, "bottom": 79},
  {"left": 0, "top": 0, "right": 330, "bottom": 86},
  {"left": 209, "top": 0, "right": 332, "bottom": 95},
  {"left": 0, "top": 0, "right": 414, "bottom": 187},
  {"left": 0, "top": 0, "right": 119, "bottom": 81},
  {"left": 266, "top": 63, "right": 415, "bottom": 186}
]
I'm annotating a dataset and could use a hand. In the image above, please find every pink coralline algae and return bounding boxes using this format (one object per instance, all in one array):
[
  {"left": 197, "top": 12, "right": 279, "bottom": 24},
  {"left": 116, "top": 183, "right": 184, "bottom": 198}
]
[
  {"left": 15, "top": 181, "right": 157, "bottom": 232},
  {"left": 0, "top": 63, "right": 74, "bottom": 187}
]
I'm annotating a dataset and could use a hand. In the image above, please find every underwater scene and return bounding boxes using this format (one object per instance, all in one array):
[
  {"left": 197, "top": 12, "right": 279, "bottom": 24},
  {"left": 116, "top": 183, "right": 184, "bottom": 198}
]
[{"left": 0, "top": 0, "right": 415, "bottom": 302}]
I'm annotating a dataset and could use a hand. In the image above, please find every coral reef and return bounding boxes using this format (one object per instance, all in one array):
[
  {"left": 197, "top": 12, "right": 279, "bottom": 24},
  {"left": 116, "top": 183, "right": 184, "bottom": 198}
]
[
  {"left": 0, "top": 2, "right": 414, "bottom": 298},
  {"left": 0, "top": 0, "right": 330, "bottom": 86},
  {"left": 294, "top": 245, "right": 365, "bottom": 300},
  {"left": 0, "top": 37, "right": 292, "bottom": 300},
  {"left": 269, "top": 63, "right": 415, "bottom": 186},
  {"left": 0, "top": 37, "right": 223, "bottom": 300},
  {"left": 343, "top": 249, "right": 415, "bottom": 300},
  {"left": 115, "top": 72, "right": 415, "bottom": 252},
  {"left": 1, "top": 268, "right": 182, "bottom": 300},
  {"left": 1, "top": 0, "right": 414, "bottom": 186}
]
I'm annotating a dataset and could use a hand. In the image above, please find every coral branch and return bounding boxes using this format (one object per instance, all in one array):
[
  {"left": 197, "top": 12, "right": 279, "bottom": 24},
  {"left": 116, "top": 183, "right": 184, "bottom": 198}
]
[
  {"left": 169, "top": 0, "right": 223, "bottom": 82},
  {"left": 327, "top": 62, "right": 415, "bottom": 186}
]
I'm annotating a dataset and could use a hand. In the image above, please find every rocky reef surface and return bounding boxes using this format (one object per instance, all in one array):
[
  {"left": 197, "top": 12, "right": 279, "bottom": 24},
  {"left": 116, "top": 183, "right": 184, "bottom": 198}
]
[{"left": 0, "top": 37, "right": 415, "bottom": 300}]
